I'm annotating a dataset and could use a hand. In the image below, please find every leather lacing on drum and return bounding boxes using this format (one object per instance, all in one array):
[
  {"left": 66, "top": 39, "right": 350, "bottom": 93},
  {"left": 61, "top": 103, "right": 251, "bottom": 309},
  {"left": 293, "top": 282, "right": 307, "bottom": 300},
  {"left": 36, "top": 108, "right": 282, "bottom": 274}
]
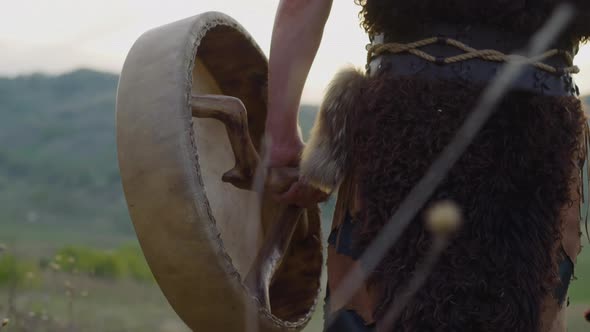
[{"left": 366, "top": 37, "right": 580, "bottom": 75}]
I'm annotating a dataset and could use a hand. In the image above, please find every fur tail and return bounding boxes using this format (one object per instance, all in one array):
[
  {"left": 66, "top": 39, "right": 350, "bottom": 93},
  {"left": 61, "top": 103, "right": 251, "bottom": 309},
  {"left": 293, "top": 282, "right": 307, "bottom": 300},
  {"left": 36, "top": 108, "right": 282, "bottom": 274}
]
[{"left": 300, "top": 67, "right": 367, "bottom": 193}]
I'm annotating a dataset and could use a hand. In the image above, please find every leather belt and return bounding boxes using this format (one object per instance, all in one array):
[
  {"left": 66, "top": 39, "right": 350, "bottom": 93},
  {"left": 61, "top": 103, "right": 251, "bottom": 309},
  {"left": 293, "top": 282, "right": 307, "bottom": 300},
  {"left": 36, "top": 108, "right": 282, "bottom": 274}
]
[{"left": 367, "top": 23, "right": 580, "bottom": 97}]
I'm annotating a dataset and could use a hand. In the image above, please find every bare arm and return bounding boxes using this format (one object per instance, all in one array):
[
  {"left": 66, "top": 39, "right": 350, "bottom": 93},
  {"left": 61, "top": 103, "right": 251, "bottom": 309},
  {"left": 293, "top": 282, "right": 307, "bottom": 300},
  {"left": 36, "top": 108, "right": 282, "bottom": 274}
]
[{"left": 266, "top": 0, "right": 333, "bottom": 166}]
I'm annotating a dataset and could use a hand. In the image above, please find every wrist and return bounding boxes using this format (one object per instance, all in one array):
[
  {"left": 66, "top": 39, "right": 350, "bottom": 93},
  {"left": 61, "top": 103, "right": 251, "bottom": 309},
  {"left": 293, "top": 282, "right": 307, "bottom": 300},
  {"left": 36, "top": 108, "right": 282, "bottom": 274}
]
[
  {"left": 266, "top": 135, "right": 304, "bottom": 167},
  {"left": 268, "top": 133, "right": 303, "bottom": 154},
  {"left": 265, "top": 116, "right": 301, "bottom": 146}
]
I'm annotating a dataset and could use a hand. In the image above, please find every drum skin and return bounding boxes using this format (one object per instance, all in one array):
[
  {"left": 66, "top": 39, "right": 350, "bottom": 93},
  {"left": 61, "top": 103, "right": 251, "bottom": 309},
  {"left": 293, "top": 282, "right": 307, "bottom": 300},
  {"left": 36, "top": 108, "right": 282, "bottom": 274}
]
[{"left": 116, "top": 12, "right": 323, "bottom": 331}]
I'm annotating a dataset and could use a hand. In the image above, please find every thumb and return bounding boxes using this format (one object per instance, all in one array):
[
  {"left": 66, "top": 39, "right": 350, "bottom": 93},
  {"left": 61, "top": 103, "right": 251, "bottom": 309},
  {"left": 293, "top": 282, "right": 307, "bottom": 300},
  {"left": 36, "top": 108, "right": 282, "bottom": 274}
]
[{"left": 266, "top": 167, "right": 300, "bottom": 194}]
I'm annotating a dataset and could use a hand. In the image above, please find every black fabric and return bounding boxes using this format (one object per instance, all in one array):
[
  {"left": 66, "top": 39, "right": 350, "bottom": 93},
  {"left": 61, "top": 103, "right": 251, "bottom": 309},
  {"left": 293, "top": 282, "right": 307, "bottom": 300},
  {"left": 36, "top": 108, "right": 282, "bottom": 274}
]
[
  {"left": 555, "top": 249, "right": 574, "bottom": 306},
  {"left": 324, "top": 285, "right": 376, "bottom": 332},
  {"left": 328, "top": 211, "right": 364, "bottom": 259},
  {"left": 325, "top": 309, "right": 376, "bottom": 332},
  {"left": 367, "top": 23, "right": 580, "bottom": 97}
]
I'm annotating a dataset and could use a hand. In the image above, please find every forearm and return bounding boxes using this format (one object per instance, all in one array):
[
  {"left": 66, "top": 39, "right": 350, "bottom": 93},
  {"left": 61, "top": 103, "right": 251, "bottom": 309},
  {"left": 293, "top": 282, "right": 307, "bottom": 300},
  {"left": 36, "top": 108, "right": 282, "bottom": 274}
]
[{"left": 266, "top": 0, "right": 333, "bottom": 147}]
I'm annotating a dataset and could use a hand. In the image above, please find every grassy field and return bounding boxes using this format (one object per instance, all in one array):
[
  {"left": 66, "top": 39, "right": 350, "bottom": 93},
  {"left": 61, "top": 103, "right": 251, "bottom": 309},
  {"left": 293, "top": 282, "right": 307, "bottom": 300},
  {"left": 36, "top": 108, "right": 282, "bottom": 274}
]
[
  {"left": 1, "top": 223, "right": 588, "bottom": 332},
  {"left": 572, "top": 239, "right": 590, "bottom": 302},
  {"left": 0, "top": 273, "right": 189, "bottom": 332}
]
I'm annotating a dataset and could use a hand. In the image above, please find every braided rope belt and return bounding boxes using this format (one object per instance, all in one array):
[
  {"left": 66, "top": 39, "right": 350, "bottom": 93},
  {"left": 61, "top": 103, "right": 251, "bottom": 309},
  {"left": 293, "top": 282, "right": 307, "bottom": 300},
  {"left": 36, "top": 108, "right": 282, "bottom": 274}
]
[{"left": 367, "top": 37, "right": 579, "bottom": 76}]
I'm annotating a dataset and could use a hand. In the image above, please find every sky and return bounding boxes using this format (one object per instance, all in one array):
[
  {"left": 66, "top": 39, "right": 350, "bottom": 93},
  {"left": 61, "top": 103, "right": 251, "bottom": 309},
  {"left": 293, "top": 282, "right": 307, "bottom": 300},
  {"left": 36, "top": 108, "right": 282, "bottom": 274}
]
[{"left": 2, "top": 0, "right": 590, "bottom": 103}]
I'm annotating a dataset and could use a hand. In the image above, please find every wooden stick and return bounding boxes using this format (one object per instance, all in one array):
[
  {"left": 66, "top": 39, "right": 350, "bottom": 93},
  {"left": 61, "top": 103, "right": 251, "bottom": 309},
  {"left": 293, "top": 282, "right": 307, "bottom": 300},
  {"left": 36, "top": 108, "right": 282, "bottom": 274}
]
[
  {"left": 191, "top": 94, "right": 304, "bottom": 310},
  {"left": 191, "top": 95, "right": 259, "bottom": 190}
]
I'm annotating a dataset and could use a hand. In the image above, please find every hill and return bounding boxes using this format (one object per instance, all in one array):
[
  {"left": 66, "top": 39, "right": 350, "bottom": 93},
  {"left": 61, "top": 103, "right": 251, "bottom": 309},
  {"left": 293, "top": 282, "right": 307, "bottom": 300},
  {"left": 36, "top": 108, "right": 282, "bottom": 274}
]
[
  {"left": 0, "top": 69, "right": 320, "bottom": 240},
  {"left": 1, "top": 69, "right": 588, "bottom": 240},
  {"left": 0, "top": 70, "right": 130, "bottom": 235}
]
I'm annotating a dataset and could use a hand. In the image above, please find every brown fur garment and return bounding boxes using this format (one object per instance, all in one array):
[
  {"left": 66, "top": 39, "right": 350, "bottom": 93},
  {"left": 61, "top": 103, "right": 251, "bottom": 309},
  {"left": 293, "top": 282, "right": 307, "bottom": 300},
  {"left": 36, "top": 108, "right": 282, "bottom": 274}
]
[
  {"left": 300, "top": 68, "right": 367, "bottom": 193},
  {"left": 344, "top": 73, "right": 587, "bottom": 331},
  {"left": 298, "top": 3, "right": 590, "bottom": 329}
]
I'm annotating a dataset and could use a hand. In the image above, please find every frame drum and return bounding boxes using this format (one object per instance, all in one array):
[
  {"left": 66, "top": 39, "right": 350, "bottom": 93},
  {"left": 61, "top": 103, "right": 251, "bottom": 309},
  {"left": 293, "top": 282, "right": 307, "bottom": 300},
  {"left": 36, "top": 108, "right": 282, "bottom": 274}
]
[{"left": 116, "top": 12, "right": 323, "bottom": 331}]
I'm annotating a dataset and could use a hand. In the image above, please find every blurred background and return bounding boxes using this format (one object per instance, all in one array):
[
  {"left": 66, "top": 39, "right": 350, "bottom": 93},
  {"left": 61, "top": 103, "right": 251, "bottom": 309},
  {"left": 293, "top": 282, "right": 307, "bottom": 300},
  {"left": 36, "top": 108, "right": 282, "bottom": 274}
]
[{"left": 0, "top": 1, "right": 589, "bottom": 331}]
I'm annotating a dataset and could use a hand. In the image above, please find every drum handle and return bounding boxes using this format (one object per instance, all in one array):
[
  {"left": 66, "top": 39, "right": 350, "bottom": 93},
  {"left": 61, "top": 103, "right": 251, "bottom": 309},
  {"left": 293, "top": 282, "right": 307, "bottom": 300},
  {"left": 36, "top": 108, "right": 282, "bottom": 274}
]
[
  {"left": 191, "top": 94, "right": 304, "bottom": 310},
  {"left": 191, "top": 95, "right": 299, "bottom": 187},
  {"left": 191, "top": 94, "right": 260, "bottom": 189}
]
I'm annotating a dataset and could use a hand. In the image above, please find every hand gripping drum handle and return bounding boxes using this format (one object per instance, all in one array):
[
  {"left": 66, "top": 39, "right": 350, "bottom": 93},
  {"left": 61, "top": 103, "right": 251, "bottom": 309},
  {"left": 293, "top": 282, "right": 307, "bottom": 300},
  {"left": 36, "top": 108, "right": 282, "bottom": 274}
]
[{"left": 191, "top": 94, "right": 304, "bottom": 310}]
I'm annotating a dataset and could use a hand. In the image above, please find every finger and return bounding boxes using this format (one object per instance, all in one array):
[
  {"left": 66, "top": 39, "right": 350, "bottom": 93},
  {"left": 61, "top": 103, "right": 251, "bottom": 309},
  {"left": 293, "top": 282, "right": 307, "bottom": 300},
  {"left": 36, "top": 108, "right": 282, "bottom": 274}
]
[
  {"left": 269, "top": 181, "right": 300, "bottom": 205},
  {"left": 280, "top": 183, "right": 326, "bottom": 208},
  {"left": 278, "top": 182, "right": 304, "bottom": 205},
  {"left": 297, "top": 181, "right": 330, "bottom": 204},
  {"left": 265, "top": 167, "right": 300, "bottom": 195},
  {"left": 314, "top": 190, "right": 330, "bottom": 203},
  {"left": 271, "top": 181, "right": 332, "bottom": 207}
]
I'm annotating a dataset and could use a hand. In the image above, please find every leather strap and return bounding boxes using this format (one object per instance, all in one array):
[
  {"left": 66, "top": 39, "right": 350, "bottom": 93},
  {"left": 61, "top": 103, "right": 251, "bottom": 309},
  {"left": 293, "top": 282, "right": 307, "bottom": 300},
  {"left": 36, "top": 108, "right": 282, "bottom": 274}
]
[{"left": 367, "top": 23, "right": 580, "bottom": 96}]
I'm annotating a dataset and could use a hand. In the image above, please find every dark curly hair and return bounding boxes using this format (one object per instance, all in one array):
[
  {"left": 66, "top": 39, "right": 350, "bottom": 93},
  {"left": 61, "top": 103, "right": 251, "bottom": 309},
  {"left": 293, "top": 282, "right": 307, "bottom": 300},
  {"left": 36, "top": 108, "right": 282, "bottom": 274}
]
[{"left": 355, "top": 0, "right": 590, "bottom": 43}]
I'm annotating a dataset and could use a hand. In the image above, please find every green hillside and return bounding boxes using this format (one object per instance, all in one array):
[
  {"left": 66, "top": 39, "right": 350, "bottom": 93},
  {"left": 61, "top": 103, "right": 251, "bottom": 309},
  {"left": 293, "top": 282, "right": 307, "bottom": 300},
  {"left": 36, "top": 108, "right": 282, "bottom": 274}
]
[
  {"left": 0, "top": 70, "right": 321, "bottom": 240},
  {"left": 0, "top": 70, "right": 130, "bottom": 236}
]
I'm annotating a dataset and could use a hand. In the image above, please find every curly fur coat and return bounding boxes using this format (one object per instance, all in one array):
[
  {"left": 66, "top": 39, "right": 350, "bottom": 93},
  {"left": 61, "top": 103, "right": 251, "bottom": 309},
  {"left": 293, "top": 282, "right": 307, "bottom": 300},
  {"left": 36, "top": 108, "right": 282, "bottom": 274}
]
[{"left": 300, "top": 66, "right": 587, "bottom": 331}]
